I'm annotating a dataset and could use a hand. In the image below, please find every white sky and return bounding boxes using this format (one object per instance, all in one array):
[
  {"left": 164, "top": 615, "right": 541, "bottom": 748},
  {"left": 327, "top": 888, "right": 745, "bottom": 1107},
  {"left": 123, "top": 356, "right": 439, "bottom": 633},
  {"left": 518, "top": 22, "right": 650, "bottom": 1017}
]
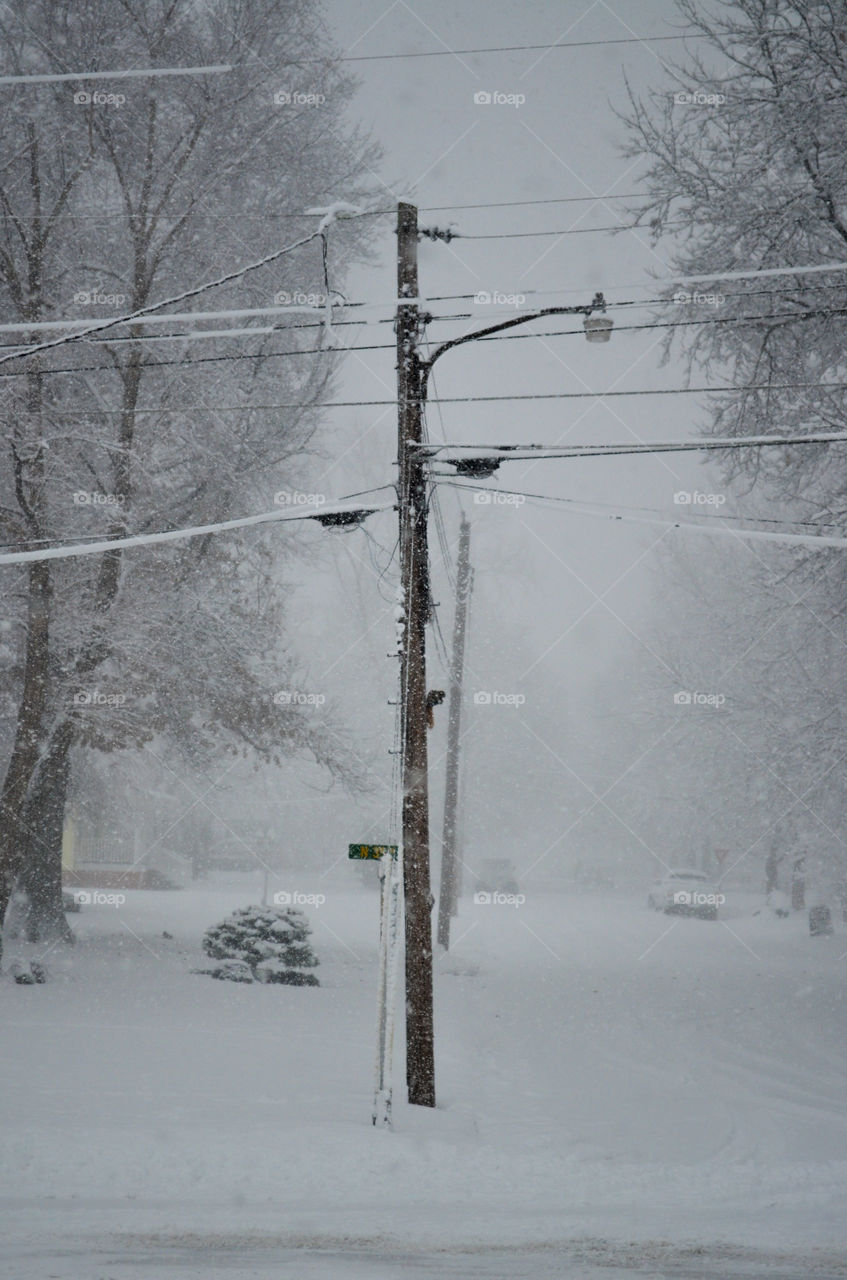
[{"left": 249, "top": 0, "right": 738, "bottom": 872}]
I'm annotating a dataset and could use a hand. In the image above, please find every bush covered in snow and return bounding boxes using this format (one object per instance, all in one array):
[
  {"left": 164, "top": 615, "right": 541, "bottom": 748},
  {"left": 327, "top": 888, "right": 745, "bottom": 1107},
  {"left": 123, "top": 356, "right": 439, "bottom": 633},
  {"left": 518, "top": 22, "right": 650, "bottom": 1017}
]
[{"left": 201, "top": 904, "right": 319, "bottom": 985}]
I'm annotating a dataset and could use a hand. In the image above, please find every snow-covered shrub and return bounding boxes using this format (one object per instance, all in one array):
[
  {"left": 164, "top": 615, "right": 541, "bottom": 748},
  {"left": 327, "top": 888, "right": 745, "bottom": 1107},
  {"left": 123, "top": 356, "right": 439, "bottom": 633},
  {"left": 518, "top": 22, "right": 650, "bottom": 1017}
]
[
  {"left": 204, "top": 959, "right": 254, "bottom": 983},
  {"left": 201, "top": 905, "right": 319, "bottom": 985}
]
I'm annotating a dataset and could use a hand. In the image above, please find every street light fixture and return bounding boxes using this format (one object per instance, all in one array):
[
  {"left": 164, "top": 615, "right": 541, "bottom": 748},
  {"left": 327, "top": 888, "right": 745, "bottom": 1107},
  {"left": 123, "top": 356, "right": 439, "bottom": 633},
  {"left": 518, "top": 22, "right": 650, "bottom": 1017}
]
[
  {"left": 419, "top": 291, "right": 611, "bottom": 393},
  {"left": 584, "top": 313, "right": 614, "bottom": 343}
]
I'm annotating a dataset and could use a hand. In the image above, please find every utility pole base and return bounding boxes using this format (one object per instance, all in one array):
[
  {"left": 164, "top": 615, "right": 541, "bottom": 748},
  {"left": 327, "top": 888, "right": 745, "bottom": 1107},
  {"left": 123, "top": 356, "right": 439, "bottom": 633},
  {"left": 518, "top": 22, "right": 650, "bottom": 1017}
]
[{"left": 372, "top": 1088, "right": 392, "bottom": 1128}]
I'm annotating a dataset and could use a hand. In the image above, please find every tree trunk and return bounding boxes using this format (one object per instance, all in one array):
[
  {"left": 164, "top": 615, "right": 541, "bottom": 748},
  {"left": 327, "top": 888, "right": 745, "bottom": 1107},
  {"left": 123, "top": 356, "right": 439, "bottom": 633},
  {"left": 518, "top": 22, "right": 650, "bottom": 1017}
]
[
  {"left": 19, "top": 722, "right": 75, "bottom": 945},
  {"left": 0, "top": 560, "right": 52, "bottom": 961}
]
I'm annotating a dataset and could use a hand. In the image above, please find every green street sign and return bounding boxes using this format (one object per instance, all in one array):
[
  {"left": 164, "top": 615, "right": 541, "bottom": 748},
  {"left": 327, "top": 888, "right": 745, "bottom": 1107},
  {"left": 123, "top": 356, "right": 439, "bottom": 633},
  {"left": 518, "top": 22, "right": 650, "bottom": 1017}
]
[{"left": 349, "top": 843, "right": 398, "bottom": 861}]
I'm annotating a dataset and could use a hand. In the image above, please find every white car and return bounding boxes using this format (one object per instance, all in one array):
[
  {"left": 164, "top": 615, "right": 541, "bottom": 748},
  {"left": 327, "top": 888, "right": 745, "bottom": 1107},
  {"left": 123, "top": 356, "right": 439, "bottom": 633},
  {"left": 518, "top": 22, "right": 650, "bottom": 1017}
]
[
  {"left": 647, "top": 869, "right": 721, "bottom": 919},
  {"left": 475, "top": 857, "right": 520, "bottom": 895}
]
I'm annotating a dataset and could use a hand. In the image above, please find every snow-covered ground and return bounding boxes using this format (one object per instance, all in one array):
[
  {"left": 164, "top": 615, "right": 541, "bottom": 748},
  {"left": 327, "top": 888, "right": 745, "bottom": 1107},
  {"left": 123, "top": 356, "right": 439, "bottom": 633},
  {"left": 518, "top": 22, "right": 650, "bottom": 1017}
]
[{"left": 2, "top": 877, "right": 846, "bottom": 1278}]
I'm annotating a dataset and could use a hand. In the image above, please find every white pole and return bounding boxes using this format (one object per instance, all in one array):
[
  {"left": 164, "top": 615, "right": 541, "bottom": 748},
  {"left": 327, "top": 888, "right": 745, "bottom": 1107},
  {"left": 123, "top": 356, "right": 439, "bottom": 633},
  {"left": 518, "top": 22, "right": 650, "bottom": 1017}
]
[
  {"left": 373, "top": 849, "right": 402, "bottom": 1127},
  {"left": 373, "top": 853, "right": 393, "bottom": 1126},
  {"left": 382, "top": 849, "right": 402, "bottom": 1122}
]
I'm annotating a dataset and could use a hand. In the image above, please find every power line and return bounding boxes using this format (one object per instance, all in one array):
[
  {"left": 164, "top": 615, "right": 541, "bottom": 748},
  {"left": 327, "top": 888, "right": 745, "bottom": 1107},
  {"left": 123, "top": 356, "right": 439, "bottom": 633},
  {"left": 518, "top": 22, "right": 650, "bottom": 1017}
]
[
  {"left": 671, "top": 261, "right": 847, "bottom": 288},
  {"left": 0, "top": 302, "right": 352, "bottom": 335},
  {"left": 0, "top": 315, "right": 842, "bottom": 378},
  {"left": 0, "top": 341, "right": 383, "bottom": 379},
  {"left": 6, "top": 467, "right": 837, "bottom": 560},
  {"left": 0, "top": 33, "right": 712, "bottom": 86},
  {"left": 432, "top": 259, "right": 847, "bottom": 292},
  {"left": 456, "top": 222, "right": 684, "bottom": 240},
  {"left": 0, "top": 298, "right": 834, "bottom": 352},
  {"left": 418, "top": 327, "right": 459, "bottom": 596},
  {"left": 3, "top": 297, "right": 846, "bottom": 380},
  {"left": 422, "top": 412, "right": 458, "bottom": 595},
  {"left": 62, "top": 378, "right": 839, "bottom": 411},
  {"left": 0, "top": 227, "right": 337, "bottom": 369},
  {"left": 427, "top": 279, "right": 847, "bottom": 308},
  {"left": 0, "top": 482, "right": 400, "bottom": 552},
  {"left": 4, "top": 274, "right": 837, "bottom": 342},
  {"left": 305, "top": 34, "right": 711, "bottom": 61},
  {"left": 4, "top": 259, "right": 845, "bottom": 365},
  {"left": 423, "top": 430, "right": 847, "bottom": 462},
  {"left": 0, "top": 313, "right": 459, "bottom": 348},
  {"left": 437, "top": 480, "right": 844, "bottom": 532},
  {"left": 0, "top": 322, "right": 373, "bottom": 350},
  {"left": 421, "top": 378, "right": 847, "bottom": 408},
  {"left": 337, "top": 483, "right": 397, "bottom": 503},
  {"left": 0, "top": 500, "right": 394, "bottom": 567},
  {"left": 0, "top": 292, "right": 417, "bottom": 337},
  {"left": 419, "top": 194, "right": 644, "bottom": 212},
  {"left": 436, "top": 481, "right": 847, "bottom": 551},
  {"left": 0, "top": 64, "right": 233, "bottom": 85},
  {"left": 53, "top": 193, "right": 648, "bottom": 220},
  {"left": 22, "top": 269, "right": 813, "bottom": 339},
  {"left": 454, "top": 304, "right": 847, "bottom": 349},
  {"left": 30, "top": 381, "right": 847, "bottom": 416}
]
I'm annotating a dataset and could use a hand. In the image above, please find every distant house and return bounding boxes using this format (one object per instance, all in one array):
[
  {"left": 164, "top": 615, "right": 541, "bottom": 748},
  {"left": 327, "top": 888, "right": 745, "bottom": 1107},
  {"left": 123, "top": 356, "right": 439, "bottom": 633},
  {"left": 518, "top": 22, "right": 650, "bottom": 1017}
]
[{"left": 62, "top": 808, "right": 186, "bottom": 889}]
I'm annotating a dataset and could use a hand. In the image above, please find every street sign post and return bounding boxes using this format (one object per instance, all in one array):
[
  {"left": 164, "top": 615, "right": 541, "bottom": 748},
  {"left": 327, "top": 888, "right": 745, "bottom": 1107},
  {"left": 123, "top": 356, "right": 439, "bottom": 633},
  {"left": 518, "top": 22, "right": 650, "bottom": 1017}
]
[
  {"left": 349, "top": 842, "right": 402, "bottom": 1127},
  {"left": 373, "top": 849, "right": 402, "bottom": 1128},
  {"left": 349, "top": 843, "right": 399, "bottom": 861}
]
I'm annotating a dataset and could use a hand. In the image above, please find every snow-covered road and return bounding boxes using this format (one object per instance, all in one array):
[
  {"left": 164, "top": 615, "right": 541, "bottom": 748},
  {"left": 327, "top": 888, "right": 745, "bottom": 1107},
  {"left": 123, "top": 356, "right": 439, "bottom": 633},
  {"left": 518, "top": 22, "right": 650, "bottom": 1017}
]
[
  {"left": 4, "top": 1237, "right": 846, "bottom": 1279},
  {"left": 1, "top": 880, "right": 845, "bottom": 1278}
]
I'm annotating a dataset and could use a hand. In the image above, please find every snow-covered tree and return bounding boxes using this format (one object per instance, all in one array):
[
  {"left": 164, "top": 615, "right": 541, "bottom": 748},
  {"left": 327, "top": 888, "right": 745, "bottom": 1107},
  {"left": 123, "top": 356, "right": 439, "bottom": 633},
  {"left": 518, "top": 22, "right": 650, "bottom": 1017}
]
[
  {"left": 202, "top": 903, "right": 319, "bottom": 984},
  {"left": 0, "top": 0, "right": 380, "bottom": 951},
  {"left": 601, "top": 532, "right": 847, "bottom": 894},
  {"left": 617, "top": 1, "right": 847, "bottom": 889},
  {"left": 623, "top": 0, "right": 847, "bottom": 512}
]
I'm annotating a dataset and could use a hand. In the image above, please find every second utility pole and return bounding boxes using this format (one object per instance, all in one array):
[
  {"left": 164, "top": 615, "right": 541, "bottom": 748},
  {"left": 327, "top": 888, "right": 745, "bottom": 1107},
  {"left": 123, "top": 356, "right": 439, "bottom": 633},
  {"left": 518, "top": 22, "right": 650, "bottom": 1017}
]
[
  {"left": 396, "top": 201, "right": 435, "bottom": 1107},
  {"left": 437, "top": 515, "right": 472, "bottom": 951}
]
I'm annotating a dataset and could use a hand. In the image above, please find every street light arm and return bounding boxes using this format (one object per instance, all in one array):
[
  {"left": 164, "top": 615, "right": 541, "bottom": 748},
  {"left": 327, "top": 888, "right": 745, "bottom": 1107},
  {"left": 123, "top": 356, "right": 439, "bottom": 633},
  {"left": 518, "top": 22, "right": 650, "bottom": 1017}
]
[{"left": 419, "top": 295, "right": 606, "bottom": 394}]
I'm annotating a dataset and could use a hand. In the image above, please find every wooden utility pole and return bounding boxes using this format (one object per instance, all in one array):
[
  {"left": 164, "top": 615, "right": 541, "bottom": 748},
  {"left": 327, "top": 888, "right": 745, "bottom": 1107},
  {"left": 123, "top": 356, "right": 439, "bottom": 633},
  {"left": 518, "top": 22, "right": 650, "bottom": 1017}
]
[
  {"left": 437, "top": 515, "right": 472, "bottom": 951},
  {"left": 396, "top": 201, "right": 435, "bottom": 1107},
  {"left": 391, "top": 211, "right": 607, "bottom": 1107}
]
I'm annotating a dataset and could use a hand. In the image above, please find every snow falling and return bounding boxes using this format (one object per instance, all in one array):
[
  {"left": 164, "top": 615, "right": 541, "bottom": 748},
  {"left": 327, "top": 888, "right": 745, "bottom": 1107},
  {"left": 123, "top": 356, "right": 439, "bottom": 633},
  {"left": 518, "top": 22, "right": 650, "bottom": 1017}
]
[{"left": 1, "top": 3, "right": 846, "bottom": 1278}]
